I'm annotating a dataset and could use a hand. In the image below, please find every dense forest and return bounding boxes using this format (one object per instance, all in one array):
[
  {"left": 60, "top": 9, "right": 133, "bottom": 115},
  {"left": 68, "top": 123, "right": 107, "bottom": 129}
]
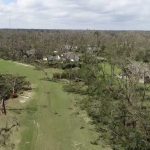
[{"left": 0, "top": 29, "right": 150, "bottom": 63}]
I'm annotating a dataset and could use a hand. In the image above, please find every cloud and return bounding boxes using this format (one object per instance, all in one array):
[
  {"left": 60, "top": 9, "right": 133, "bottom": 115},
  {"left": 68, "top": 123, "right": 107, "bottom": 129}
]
[{"left": 0, "top": 0, "right": 150, "bottom": 30}]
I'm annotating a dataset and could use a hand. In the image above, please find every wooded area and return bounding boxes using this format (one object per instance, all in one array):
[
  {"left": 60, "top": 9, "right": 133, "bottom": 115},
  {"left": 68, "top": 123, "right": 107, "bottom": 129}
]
[{"left": 1, "top": 29, "right": 150, "bottom": 149}]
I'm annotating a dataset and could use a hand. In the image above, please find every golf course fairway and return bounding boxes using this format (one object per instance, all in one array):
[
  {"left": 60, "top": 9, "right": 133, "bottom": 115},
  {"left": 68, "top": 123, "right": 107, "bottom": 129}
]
[{"left": 0, "top": 60, "right": 110, "bottom": 150}]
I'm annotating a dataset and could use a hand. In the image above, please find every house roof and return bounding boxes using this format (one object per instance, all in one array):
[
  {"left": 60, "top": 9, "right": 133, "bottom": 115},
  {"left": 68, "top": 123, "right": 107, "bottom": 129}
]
[
  {"left": 62, "top": 52, "right": 79, "bottom": 61},
  {"left": 47, "top": 55, "right": 61, "bottom": 61},
  {"left": 47, "top": 56, "right": 54, "bottom": 61}
]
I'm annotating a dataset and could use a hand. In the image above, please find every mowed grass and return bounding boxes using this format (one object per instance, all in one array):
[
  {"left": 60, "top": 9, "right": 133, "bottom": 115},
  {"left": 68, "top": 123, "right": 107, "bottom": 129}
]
[{"left": 0, "top": 60, "right": 110, "bottom": 150}]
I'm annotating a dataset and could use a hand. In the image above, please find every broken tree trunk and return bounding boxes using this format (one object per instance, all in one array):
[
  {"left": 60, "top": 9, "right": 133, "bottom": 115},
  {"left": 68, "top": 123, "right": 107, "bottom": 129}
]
[{"left": 1, "top": 99, "right": 6, "bottom": 115}]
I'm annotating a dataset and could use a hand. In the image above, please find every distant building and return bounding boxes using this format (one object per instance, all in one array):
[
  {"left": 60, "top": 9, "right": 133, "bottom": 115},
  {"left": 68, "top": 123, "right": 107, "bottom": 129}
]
[
  {"left": 45, "top": 52, "right": 80, "bottom": 64},
  {"left": 54, "top": 51, "right": 58, "bottom": 54},
  {"left": 47, "top": 56, "right": 54, "bottom": 62},
  {"left": 63, "top": 45, "right": 78, "bottom": 52},
  {"left": 123, "top": 61, "right": 150, "bottom": 84},
  {"left": 43, "top": 57, "right": 48, "bottom": 61},
  {"left": 62, "top": 52, "right": 80, "bottom": 62},
  {"left": 86, "top": 45, "right": 97, "bottom": 54},
  {"left": 47, "top": 55, "right": 61, "bottom": 62}
]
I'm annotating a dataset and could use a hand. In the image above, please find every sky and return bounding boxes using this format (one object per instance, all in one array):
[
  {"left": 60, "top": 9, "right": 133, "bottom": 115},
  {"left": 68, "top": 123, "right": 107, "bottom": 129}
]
[{"left": 0, "top": 0, "right": 150, "bottom": 30}]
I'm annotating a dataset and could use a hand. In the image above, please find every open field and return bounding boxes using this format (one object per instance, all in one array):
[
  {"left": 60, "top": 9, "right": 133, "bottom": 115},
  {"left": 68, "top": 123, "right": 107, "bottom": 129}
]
[{"left": 0, "top": 60, "right": 110, "bottom": 150}]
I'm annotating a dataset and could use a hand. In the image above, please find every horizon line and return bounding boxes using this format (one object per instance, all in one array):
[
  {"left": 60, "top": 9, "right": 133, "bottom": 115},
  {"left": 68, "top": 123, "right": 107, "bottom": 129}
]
[{"left": 0, "top": 28, "right": 150, "bottom": 32}]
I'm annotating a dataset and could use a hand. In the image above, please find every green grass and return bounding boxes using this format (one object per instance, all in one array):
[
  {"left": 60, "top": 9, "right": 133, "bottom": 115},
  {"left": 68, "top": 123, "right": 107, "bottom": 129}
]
[
  {"left": 100, "top": 63, "right": 121, "bottom": 75},
  {"left": 0, "top": 60, "right": 110, "bottom": 150}
]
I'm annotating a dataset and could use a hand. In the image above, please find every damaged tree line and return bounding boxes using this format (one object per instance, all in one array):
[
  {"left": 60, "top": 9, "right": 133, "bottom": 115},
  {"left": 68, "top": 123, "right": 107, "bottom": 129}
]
[
  {"left": 0, "top": 74, "right": 31, "bottom": 115},
  {"left": 53, "top": 53, "right": 150, "bottom": 150}
]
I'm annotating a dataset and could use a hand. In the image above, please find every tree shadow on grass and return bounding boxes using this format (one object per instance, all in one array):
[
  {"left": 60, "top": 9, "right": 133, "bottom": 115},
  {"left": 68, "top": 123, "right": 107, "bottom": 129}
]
[
  {"left": 40, "top": 77, "right": 53, "bottom": 82},
  {"left": 7, "top": 105, "right": 47, "bottom": 115}
]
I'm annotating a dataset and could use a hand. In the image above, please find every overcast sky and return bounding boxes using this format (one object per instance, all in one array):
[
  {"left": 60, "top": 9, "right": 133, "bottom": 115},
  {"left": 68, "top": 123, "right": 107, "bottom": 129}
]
[{"left": 0, "top": 0, "right": 150, "bottom": 30}]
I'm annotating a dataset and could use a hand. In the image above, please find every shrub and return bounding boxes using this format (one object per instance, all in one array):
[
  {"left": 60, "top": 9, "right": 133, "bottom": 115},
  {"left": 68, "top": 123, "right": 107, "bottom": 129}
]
[{"left": 0, "top": 74, "right": 31, "bottom": 101}]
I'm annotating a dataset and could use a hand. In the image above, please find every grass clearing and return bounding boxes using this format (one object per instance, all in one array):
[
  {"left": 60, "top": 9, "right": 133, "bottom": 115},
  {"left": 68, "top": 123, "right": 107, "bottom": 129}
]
[
  {"left": 0, "top": 59, "right": 111, "bottom": 150},
  {"left": 100, "top": 62, "right": 121, "bottom": 75}
]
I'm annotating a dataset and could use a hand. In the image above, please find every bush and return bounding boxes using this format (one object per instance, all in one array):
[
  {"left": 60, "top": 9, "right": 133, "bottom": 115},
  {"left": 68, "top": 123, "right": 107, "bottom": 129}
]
[{"left": 53, "top": 69, "right": 81, "bottom": 81}]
